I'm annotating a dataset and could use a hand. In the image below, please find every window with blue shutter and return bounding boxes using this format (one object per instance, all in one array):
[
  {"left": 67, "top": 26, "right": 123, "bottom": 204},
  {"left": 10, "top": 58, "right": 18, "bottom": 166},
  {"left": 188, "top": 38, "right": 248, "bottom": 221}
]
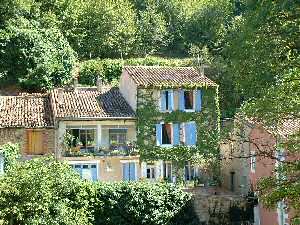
[
  {"left": 123, "top": 162, "right": 136, "bottom": 181},
  {"left": 173, "top": 123, "right": 180, "bottom": 146},
  {"left": 195, "top": 89, "right": 202, "bottom": 112},
  {"left": 129, "top": 162, "right": 136, "bottom": 181},
  {"left": 179, "top": 90, "right": 185, "bottom": 111},
  {"left": 160, "top": 91, "right": 167, "bottom": 111},
  {"left": 156, "top": 124, "right": 162, "bottom": 146},
  {"left": 123, "top": 163, "right": 130, "bottom": 181},
  {"left": 185, "top": 122, "right": 197, "bottom": 146},
  {"left": 91, "top": 164, "right": 98, "bottom": 181},
  {"left": 160, "top": 90, "right": 174, "bottom": 112}
]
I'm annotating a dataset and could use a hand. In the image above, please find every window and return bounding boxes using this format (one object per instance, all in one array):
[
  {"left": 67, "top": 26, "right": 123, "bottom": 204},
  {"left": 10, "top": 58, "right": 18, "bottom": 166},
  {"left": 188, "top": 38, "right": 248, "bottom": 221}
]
[
  {"left": 109, "top": 129, "right": 127, "bottom": 145},
  {"left": 160, "top": 90, "right": 173, "bottom": 112},
  {"left": 162, "top": 123, "right": 172, "bottom": 145},
  {"left": 184, "top": 91, "right": 194, "bottom": 110},
  {"left": 67, "top": 128, "right": 96, "bottom": 151},
  {"left": 184, "top": 122, "right": 197, "bottom": 146},
  {"left": 250, "top": 151, "right": 256, "bottom": 173},
  {"left": 185, "top": 161, "right": 195, "bottom": 181},
  {"left": 146, "top": 164, "right": 156, "bottom": 179},
  {"left": 123, "top": 162, "right": 136, "bottom": 181},
  {"left": 179, "top": 89, "right": 202, "bottom": 112},
  {"left": 163, "top": 162, "right": 172, "bottom": 181},
  {"left": 71, "top": 163, "right": 98, "bottom": 181}
]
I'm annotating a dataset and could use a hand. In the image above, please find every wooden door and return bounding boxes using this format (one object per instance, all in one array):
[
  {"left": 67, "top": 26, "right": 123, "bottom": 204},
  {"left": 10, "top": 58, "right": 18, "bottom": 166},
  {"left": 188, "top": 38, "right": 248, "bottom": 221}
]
[{"left": 27, "top": 130, "right": 45, "bottom": 155}]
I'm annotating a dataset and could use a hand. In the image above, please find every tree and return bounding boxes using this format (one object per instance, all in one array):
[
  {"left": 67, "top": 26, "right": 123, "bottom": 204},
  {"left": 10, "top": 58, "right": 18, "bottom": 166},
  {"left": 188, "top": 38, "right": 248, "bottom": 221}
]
[
  {"left": 136, "top": 6, "right": 168, "bottom": 56},
  {"left": 0, "top": 17, "right": 77, "bottom": 91},
  {"left": 75, "top": 0, "right": 137, "bottom": 59},
  {"left": 0, "top": 156, "right": 91, "bottom": 225}
]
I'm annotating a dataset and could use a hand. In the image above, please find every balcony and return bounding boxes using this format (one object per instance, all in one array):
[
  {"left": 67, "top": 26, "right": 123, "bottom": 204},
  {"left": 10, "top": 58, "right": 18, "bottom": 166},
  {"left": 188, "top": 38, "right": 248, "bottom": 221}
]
[{"left": 63, "top": 143, "right": 139, "bottom": 157}]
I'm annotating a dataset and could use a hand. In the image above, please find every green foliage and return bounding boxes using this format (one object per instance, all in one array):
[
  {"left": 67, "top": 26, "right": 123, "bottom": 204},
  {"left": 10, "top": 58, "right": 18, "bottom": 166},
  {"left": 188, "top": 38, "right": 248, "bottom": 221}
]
[
  {"left": 78, "top": 57, "right": 193, "bottom": 85},
  {"left": 0, "top": 143, "right": 20, "bottom": 172},
  {"left": 0, "top": 156, "right": 193, "bottom": 225},
  {"left": 0, "top": 17, "right": 77, "bottom": 90},
  {"left": 0, "top": 157, "right": 91, "bottom": 225},
  {"left": 81, "top": 181, "right": 192, "bottom": 225},
  {"left": 75, "top": 0, "right": 137, "bottom": 59},
  {"left": 136, "top": 87, "right": 220, "bottom": 180}
]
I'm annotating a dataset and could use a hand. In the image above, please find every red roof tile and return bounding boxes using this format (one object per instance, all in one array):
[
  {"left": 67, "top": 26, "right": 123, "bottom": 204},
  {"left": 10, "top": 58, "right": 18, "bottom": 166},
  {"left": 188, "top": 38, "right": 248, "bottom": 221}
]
[
  {"left": 50, "top": 86, "right": 135, "bottom": 119},
  {"left": 124, "top": 66, "right": 217, "bottom": 87},
  {"left": 0, "top": 94, "right": 54, "bottom": 128}
]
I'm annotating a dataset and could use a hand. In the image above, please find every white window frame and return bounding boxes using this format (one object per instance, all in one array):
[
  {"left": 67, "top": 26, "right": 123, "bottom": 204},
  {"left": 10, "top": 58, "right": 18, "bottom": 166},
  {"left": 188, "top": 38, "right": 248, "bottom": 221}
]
[
  {"left": 108, "top": 128, "right": 128, "bottom": 145},
  {"left": 160, "top": 122, "right": 173, "bottom": 147},
  {"left": 250, "top": 151, "right": 256, "bottom": 173},
  {"left": 69, "top": 160, "right": 99, "bottom": 181},
  {"left": 146, "top": 163, "right": 156, "bottom": 180},
  {"left": 0, "top": 154, "right": 4, "bottom": 175},
  {"left": 183, "top": 90, "right": 195, "bottom": 112}
]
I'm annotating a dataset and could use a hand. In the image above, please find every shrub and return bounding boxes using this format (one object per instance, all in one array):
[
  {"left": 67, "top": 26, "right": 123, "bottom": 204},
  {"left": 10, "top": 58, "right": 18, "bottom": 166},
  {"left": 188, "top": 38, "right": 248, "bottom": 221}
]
[
  {"left": 0, "top": 155, "right": 193, "bottom": 225},
  {"left": 78, "top": 57, "right": 194, "bottom": 85}
]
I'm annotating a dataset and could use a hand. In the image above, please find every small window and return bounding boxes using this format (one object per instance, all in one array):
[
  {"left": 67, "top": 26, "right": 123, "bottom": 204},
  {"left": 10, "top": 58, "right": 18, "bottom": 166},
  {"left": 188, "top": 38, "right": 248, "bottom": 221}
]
[
  {"left": 109, "top": 129, "right": 127, "bottom": 145},
  {"left": 146, "top": 167, "right": 156, "bottom": 179},
  {"left": 250, "top": 151, "right": 256, "bottom": 173},
  {"left": 163, "top": 162, "right": 172, "bottom": 180},
  {"left": 184, "top": 91, "right": 194, "bottom": 110},
  {"left": 162, "top": 124, "right": 172, "bottom": 145},
  {"left": 165, "top": 91, "right": 169, "bottom": 110}
]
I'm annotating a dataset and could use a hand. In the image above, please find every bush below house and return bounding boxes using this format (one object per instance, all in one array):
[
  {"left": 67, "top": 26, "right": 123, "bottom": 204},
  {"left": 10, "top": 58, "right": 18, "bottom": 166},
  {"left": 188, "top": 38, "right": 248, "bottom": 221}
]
[
  {"left": 0, "top": 146, "right": 194, "bottom": 225},
  {"left": 79, "top": 57, "right": 194, "bottom": 85}
]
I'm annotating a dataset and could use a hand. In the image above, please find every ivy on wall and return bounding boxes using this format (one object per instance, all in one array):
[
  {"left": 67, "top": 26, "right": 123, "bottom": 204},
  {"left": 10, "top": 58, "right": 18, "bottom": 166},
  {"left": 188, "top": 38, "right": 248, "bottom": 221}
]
[{"left": 136, "top": 84, "right": 221, "bottom": 180}]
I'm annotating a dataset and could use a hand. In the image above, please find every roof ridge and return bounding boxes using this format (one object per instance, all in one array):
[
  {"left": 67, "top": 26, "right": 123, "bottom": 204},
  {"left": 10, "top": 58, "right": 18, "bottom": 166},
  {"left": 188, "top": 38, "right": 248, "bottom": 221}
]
[{"left": 124, "top": 65, "right": 195, "bottom": 69}]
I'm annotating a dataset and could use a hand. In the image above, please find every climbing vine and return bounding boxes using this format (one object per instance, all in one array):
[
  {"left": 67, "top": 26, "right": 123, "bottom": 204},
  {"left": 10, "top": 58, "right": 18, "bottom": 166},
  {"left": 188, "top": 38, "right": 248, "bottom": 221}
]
[{"left": 136, "top": 85, "right": 221, "bottom": 180}]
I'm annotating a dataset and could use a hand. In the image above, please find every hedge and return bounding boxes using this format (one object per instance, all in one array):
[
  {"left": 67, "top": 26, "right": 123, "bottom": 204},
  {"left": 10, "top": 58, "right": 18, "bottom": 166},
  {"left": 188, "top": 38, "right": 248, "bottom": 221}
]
[
  {"left": 0, "top": 155, "right": 196, "bottom": 225},
  {"left": 79, "top": 57, "right": 194, "bottom": 85}
]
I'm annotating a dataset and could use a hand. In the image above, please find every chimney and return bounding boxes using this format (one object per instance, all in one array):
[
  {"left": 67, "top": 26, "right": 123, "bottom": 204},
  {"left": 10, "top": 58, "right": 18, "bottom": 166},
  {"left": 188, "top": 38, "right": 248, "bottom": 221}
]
[
  {"left": 97, "top": 76, "right": 102, "bottom": 93},
  {"left": 57, "top": 88, "right": 63, "bottom": 105},
  {"left": 199, "top": 64, "right": 209, "bottom": 75},
  {"left": 73, "top": 77, "right": 78, "bottom": 91}
]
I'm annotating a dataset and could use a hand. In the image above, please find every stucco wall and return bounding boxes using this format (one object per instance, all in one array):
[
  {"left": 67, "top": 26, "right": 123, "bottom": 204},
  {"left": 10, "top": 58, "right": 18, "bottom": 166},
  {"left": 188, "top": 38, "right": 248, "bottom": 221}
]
[
  {"left": 63, "top": 156, "right": 141, "bottom": 181},
  {"left": 119, "top": 70, "right": 137, "bottom": 111}
]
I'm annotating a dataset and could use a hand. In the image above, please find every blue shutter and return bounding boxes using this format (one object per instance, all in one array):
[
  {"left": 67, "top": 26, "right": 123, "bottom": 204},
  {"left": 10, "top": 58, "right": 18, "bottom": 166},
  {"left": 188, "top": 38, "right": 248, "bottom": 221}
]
[
  {"left": 160, "top": 91, "right": 166, "bottom": 111},
  {"left": 156, "top": 124, "right": 162, "bottom": 146},
  {"left": 173, "top": 123, "right": 180, "bottom": 146},
  {"left": 129, "top": 162, "right": 136, "bottom": 181},
  {"left": 168, "top": 90, "right": 174, "bottom": 111},
  {"left": 91, "top": 166, "right": 98, "bottom": 181},
  {"left": 123, "top": 163, "right": 129, "bottom": 181},
  {"left": 195, "top": 90, "right": 202, "bottom": 112},
  {"left": 185, "top": 122, "right": 197, "bottom": 146},
  {"left": 179, "top": 90, "right": 185, "bottom": 111}
]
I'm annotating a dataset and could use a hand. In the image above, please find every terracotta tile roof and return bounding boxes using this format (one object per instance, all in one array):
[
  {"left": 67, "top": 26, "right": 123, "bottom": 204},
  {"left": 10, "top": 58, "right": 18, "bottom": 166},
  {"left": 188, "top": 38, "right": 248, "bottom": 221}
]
[
  {"left": 0, "top": 94, "right": 54, "bottom": 128},
  {"left": 124, "top": 66, "right": 217, "bottom": 87},
  {"left": 276, "top": 119, "right": 300, "bottom": 137},
  {"left": 50, "top": 86, "right": 135, "bottom": 119}
]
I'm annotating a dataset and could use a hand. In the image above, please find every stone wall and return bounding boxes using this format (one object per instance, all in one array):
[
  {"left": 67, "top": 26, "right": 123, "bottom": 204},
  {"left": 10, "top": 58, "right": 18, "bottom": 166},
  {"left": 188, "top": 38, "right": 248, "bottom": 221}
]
[
  {"left": 185, "top": 187, "right": 251, "bottom": 225},
  {"left": 0, "top": 128, "right": 26, "bottom": 152},
  {"left": 0, "top": 128, "right": 55, "bottom": 155}
]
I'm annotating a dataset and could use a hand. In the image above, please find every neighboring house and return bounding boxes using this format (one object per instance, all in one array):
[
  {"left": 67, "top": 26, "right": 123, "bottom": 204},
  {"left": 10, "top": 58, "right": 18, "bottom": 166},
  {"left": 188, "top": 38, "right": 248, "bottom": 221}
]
[
  {"left": 0, "top": 66, "right": 219, "bottom": 183},
  {"left": 0, "top": 93, "right": 55, "bottom": 156},
  {"left": 221, "top": 118, "right": 300, "bottom": 225}
]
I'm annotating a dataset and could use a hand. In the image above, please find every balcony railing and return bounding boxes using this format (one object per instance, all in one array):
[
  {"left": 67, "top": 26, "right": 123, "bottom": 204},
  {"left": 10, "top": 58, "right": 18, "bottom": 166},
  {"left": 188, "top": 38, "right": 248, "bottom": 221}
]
[{"left": 64, "top": 144, "right": 138, "bottom": 157}]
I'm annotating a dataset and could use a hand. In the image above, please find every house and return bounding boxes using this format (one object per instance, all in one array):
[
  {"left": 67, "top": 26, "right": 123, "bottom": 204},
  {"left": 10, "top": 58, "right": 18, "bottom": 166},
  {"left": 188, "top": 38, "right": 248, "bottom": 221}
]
[
  {"left": 0, "top": 66, "right": 219, "bottom": 183},
  {"left": 221, "top": 118, "right": 300, "bottom": 225}
]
